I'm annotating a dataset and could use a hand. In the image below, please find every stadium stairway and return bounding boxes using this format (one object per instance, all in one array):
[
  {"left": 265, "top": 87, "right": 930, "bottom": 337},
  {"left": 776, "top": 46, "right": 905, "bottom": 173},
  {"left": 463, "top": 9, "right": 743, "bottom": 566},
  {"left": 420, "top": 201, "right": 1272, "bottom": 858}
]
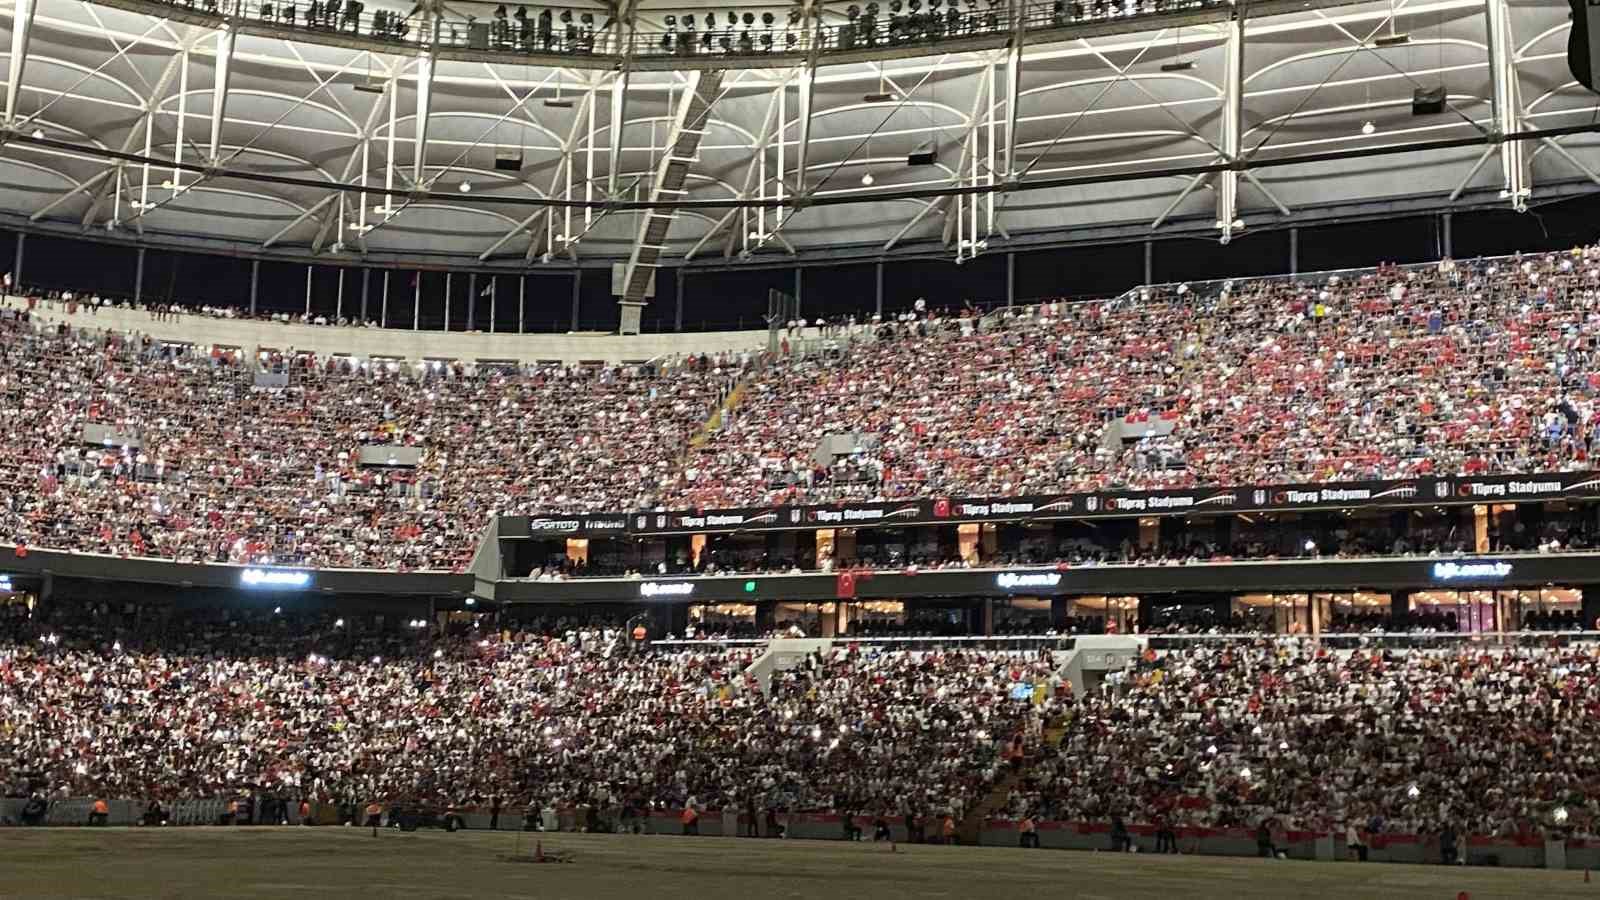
[
  {"left": 957, "top": 714, "right": 1069, "bottom": 845},
  {"left": 688, "top": 377, "right": 749, "bottom": 451}
]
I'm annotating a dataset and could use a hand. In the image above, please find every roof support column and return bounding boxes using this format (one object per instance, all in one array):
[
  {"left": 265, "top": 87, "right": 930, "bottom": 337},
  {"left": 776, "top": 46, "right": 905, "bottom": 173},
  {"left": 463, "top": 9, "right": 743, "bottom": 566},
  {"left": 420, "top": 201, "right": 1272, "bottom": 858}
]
[
  {"left": 1217, "top": 14, "right": 1244, "bottom": 244},
  {"left": 794, "top": 62, "right": 815, "bottom": 197},
  {"left": 608, "top": 70, "right": 628, "bottom": 196},
  {"left": 1485, "top": 0, "right": 1528, "bottom": 210},
  {"left": 413, "top": 52, "right": 436, "bottom": 185},
  {"left": 4, "top": 0, "right": 36, "bottom": 126},
  {"left": 1002, "top": 18, "right": 1023, "bottom": 182},
  {"left": 208, "top": 26, "right": 237, "bottom": 164},
  {"left": 173, "top": 45, "right": 191, "bottom": 191}
]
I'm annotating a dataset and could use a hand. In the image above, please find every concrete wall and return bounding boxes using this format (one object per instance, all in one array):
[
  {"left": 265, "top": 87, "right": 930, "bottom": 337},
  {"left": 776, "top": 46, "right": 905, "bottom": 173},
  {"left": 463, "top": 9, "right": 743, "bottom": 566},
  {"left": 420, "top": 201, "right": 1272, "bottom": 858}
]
[
  {"left": 747, "top": 638, "right": 834, "bottom": 691},
  {"left": 6, "top": 296, "right": 769, "bottom": 365},
  {"left": 0, "top": 796, "right": 1580, "bottom": 870}
]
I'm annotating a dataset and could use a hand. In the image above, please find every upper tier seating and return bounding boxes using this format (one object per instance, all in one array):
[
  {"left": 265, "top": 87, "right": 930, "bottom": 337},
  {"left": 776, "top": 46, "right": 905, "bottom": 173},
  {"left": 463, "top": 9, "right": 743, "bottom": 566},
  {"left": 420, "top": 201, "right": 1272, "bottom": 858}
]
[{"left": 3, "top": 244, "right": 1598, "bottom": 569}]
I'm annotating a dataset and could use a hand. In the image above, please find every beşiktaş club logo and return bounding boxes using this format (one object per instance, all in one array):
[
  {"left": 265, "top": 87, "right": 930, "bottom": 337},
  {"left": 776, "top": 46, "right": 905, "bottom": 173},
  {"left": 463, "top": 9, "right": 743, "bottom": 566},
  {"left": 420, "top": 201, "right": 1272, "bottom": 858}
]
[{"left": 806, "top": 505, "right": 920, "bottom": 524}]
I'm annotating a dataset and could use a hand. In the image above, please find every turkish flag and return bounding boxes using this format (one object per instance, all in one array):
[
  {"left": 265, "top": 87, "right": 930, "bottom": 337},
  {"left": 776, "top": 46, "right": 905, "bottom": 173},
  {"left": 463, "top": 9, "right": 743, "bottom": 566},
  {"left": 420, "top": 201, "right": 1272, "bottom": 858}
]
[{"left": 836, "top": 571, "right": 857, "bottom": 599}]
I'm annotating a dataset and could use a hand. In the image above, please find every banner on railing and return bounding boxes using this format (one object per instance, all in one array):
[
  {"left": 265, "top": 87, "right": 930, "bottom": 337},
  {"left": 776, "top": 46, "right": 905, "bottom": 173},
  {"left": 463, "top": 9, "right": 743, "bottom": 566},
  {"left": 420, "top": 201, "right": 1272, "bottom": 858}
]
[{"left": 499, "top": 471, "right": 1600, "bottom": 538}]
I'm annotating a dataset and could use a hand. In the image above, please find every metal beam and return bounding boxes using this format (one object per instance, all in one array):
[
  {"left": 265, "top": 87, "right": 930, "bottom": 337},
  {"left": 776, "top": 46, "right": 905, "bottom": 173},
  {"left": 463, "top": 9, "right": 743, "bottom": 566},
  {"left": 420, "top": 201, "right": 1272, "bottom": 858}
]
[
  {"left": 296, "top": 79, "right": 394, "bottom": 252},
  {"left": 794, "top": 63, "right": 815, "bottom": 196},
  {"left": 4, "top": 0, "right": 36, "bottom": 126},
  {"left": 412, "top": 52, "right": 436, "bottom": 185},
  {"left": 883, "top": 200, "right": 941, "bottom": 252},
  {"left": 685, "top": 207, "right": 740, "bottom": 261},
  {"left": 78, "top": 49, "right": 188, "bottom": 229},
  {"left": 1448, "top": 145, "right": 1498, "bottom": 202},
  {"left": 724, "top": 83, "right": 784, "bottom": 259},
  {"left": 208, "top": 27, "right": 236, "bottom": 164},
  {"left": 263, "top": 194, "right": 336, "bottom": 248},
  {"left": 608, "top": 70, "right": 628, "bottom": 196},
  {"left": 1485, "top": 0, "right": 1528, "bottom": 210},
  {"left": 618, "top": 69, "right": 725, "bottom": 332},
  {"left": 1217, "top": 15, "right": 1245, "bottom": 244},
  {"left": 515, "top": 89, "right": 595, "bottom": 263},
  {"left": 1538, "top": 138, "right": 1600, "bottom": 188},
  {"left": 942, "top": 73, "right": 995, "bottom": 248},
  {"left": 1002, "top": 15, "right": 1023, "bottom": 180},
  {"left": 30, "top": 170, "right": 112, "bottom": 223}
]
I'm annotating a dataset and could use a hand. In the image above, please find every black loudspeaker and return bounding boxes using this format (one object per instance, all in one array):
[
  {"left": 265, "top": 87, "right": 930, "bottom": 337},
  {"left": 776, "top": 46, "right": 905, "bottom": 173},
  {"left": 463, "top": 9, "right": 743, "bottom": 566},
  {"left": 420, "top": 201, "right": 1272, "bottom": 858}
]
[
  {"left": 468, "top": 22, "right": 491, "bottom": 49},
  {"left": 1411, "top": 86, "right": 1446, "bottom": 115},
  {"left": 1570, "top": 0, "right": 1597, "bottom": 92},
  {"left": 494, "top": 151, "right": 524, "bottom": 172},
  {"left": 907, "top": 149, "right": 937, "bottom": 166}
]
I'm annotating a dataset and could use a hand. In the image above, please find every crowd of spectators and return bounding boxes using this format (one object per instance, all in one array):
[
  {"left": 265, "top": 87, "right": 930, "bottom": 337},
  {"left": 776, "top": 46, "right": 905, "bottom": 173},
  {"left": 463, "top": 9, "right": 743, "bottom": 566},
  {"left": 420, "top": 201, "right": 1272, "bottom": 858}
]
[
  {"left": 673, "top": 246, "right": 1600, "bottom": 507},
  {"left": 3, "top": 288, "right": 388, "bottom": 329},
  {"left": 10, "top": 596, "right": 1600, "bottom": 847},
  {"left": 0, "top": 599, "right": 1058, "bottom": 823},
  {"left": 1004, "top": 641, "right": 1600, "bottom": 843},
  {"left": 1323, "top": 610, "right": 1462, "bottom": 634},
  {"left": 6, "top": 245, "right": 1600, "bottom": 572},
  {"left": 0, "top": 314, "right": 739, "bottom": 569}
]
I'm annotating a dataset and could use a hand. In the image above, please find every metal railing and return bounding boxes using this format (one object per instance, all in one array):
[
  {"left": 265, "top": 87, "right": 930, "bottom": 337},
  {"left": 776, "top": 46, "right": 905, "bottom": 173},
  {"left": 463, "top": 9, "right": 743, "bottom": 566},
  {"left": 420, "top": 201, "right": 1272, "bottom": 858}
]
[{"left": 135, "top": 0, "right": 1233, "bottom": 63}]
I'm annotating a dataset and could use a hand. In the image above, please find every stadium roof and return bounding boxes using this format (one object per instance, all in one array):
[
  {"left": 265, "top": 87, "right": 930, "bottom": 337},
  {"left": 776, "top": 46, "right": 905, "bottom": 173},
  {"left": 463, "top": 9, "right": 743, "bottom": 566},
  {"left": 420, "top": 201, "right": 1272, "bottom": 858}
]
[{"left": 0, "top": 0, "right": 1594, "bottom": 274}]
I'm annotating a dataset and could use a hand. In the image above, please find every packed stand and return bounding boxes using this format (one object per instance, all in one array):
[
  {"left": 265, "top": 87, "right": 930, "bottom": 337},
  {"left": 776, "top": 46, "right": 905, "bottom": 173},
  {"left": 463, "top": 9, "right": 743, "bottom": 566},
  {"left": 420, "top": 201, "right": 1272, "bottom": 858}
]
[
  {"left": 0, "top": 315, "right": 737, "bottom": 569},
  {"left": 673, "top": 247, "right": 1600, "bottom": 507},
  {"left": 0, "top": 599, "right": 1058, "bottom": 825},
  {"left": 1006, "top": 641, "right": 1600, "bottom": 842},
  {"left": 7, "top": 245, "right": 1600, "bottom": 573}
]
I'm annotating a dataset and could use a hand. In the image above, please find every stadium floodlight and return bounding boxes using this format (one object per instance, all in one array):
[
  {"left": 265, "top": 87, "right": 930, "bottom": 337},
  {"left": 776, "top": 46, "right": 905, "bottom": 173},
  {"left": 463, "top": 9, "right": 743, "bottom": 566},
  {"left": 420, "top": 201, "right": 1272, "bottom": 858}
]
[
  {"left": 860, "top": 172, "right": 875, "bottom": 186},
  {"left": 1361, "top": 120, "right": 1376, "bottom": 135}
]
